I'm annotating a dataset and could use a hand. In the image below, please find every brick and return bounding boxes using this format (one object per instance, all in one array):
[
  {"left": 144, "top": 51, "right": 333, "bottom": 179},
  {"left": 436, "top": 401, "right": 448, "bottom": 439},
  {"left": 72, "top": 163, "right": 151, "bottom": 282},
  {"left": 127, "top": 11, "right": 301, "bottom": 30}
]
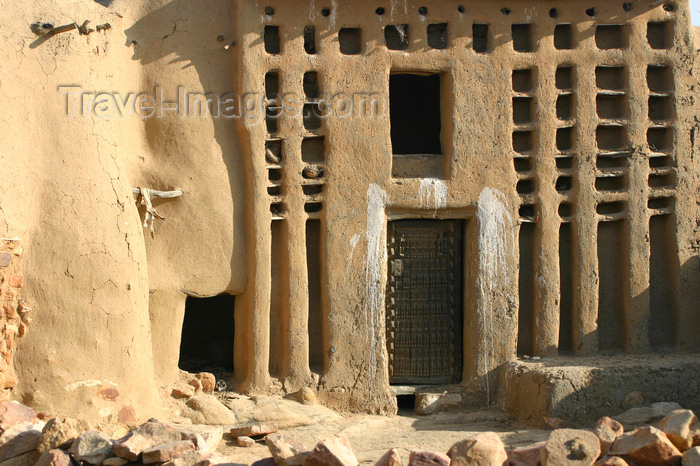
[
  {"left": 230, "top": 423, "right": 278, "bottom": 438},
  {"left": 8, "top": 276, "right": 22, "bottom": 288},
  {"left": 0, "top": 253, "right": 11, "bottom": 268}
]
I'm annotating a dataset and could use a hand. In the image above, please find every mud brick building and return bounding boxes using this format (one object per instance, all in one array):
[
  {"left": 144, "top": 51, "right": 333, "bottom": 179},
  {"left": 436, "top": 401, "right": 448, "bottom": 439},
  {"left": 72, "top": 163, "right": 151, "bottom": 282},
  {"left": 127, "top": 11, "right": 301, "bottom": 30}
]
[{"left": 0, "top": 0, "right": 698, "bottom": 421}]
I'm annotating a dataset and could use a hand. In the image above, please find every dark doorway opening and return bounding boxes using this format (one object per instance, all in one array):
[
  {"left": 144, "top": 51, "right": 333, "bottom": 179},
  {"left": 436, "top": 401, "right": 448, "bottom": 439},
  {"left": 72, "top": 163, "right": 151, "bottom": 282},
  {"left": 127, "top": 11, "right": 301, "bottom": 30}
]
[
  {"left": 389, "top": 73, "right": 442, "bottom": 155},
  {"left": 386, "top": 220, "right": 464, "bottom": 385},
  {"left": 179, "top": 295, "right": 235, "bottom": 372}
]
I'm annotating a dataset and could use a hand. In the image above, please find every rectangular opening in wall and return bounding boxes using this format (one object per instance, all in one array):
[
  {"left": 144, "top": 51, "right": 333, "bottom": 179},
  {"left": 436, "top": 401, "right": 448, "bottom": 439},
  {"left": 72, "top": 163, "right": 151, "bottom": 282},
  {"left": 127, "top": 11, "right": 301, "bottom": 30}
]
[
  {"left": 264, "top": 25, "right": 281, "bottom": 54},
  {"left": 303, "top": 104, "right": 322, "bottom": 130},
  {"left": 597, "top": 156, "right": 627, "bottom": 169},
  {"left": 269, "top": 221, "right": 287, "bottom": 376},
  {"left": 268, "top": 185, "right": 282, "bottom": 196},
  {"left": 512, "top": 23, "right": 533, "bottom": 52},
  {"left": 512, "top": 69, "right": 534, "bottom": 93},
  {"left": 648, "top": 173, "right": 676, "bottom": 188},
  {"left": 556, "top": 127, "right": 574, "bottom": 152},
  {"left": 385, "top": 24, "right": 409, "bottom": 50},
  {"left": 516, "top": 178, "right": 535, "bottom": 195},
  {"left": 597, "top": 201, "right": 626, "bottom": 216},
  {"left": 339, "top": 28, "right": 362, "bottom": 55},
  {"left": 517, "top": 223, "right": 536, "bottom": 356},
  {"left": 650, "top": 214, "right": 678, "bottom": 348},
  {"left": 306, "top": 219, "right": 325, "bottom": 372},
  {"left": 556, "top": 66, "right": 574, "bottom": 90},
  {"left": 179, "top": 295, "right": 235, "bottom": 372},
  {"left": 302, "top": 184, "right": 323, "bottom": 197},
  {"left": 427, "top": 23, "right": 448, "bottom": 49},
  {"left": 513, "top": 157, "right": 531, "bottom": 173},
  {"left": 647, "top": 127, "right": 673, "bottom": 152},
  {"left": 649, "top": 95, "right": 674, "bottom": 121},
  {"left": 596, "top": 66, "right": 626, "bottom": 91},
  {"left": 595, "top": 24, "right": 627, "bottom": 50},
  {"left": 597, "top": 220, "right": 626, "bottom": 352},
  {"left": 302, "top": 136, "right": 325, "bottom": 164},
  {"left": 557, "top": 94, "right": 573, "bottom": 121},
  {"left": 270, "top": 202, "right": 286, "bottom": 217},
  {"left": 649, "top": 155, "right": 674, "bottom": 169},
  {"left": 265, "top": 72, "right": 280, "bottom": 135},
  {"left": 265, "top": 139, "right": 282, "bottom": 165},
  {"left": 390, "top": 73, "right": 441, "bottom": 154},
  {"left": 648, "top": 196, "right": 674, "bottom": 210},
  {"left": 304, "top": 202, "right": 323, "bottom": 213},
  {"left": 596, "top": 125, "right": 628, "bottom": 151},
  {"left": 268, "top": 167, "right": 282, "bottom": 182},
  {"left": 513, "top": 130, "right": 534, "bottom": 154},
  {"left": 304, "top": 26, "right": 317, "bottom": 54},
  {"left": 595, "top": 176, "right": 627, "bottom": 192},
  {"left": 597, "top": 94, "right": 627, "bottom": 120},
  {"left": 647, "top": 21, "right": 673, "bottom": 50},
  {"left": 472, "top": 24, "right": 489, "bottom": 53},
  {"left": 554, "top": 24, "right": 573, "bottom": 50},
  {"left": 647, "top": 65, "right": 673, "bottom": 93},
  {"left": 559, "top": 223, "right": 573, "bottom": 353},
  {"left": 556, "top": 157, "right": 574, "bottom": 170},
  {"left": 556, "top": 176, "right": 572, "bottom": 193},
  {"left": 513, "top": 97, "right": 533, "bottom": 124},
  {"left": 519, "top": 204, "right": 536, "bottom": 221},
  {"left": 304, "top": 72, "right": 320, "bottom": 99},
  {"left": 559, "top": 202, "right": 573, "bottom": 219}
]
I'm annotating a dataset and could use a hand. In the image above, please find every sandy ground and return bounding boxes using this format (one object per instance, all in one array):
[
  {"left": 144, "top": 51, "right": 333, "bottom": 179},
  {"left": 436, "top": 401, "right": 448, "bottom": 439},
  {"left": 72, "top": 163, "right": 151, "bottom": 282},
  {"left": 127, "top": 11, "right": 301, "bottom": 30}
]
[{"left": 216, "top": 407, "right": 550, "bottom": 464}]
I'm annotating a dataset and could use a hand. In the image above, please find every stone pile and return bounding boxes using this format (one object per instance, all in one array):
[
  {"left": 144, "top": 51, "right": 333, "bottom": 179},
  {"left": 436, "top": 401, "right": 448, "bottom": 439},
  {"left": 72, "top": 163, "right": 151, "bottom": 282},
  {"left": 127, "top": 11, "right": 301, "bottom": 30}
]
[
  {"left": 0, "top": 401, "right": 232, "bottom": 466},
  {"left": 257, "top": 404, "right": 700, "bottom": 466},
  {"left": 0, "top": 397, "right": 699, "bottom": 466}
]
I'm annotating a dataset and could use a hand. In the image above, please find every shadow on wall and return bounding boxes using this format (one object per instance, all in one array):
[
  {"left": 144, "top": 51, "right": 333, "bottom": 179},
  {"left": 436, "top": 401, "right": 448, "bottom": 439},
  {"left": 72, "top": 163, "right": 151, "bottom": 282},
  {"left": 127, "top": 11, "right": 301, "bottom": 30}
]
[{"left": 123, "top": 0, "right": 247, "bottom": 294}]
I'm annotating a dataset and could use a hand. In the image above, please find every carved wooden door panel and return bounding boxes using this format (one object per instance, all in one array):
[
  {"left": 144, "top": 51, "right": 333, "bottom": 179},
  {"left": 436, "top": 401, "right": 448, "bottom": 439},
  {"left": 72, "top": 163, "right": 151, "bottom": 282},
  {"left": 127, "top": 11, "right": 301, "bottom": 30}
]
[{"left": 386, "top": 220, "right": 463, "bottom": 385}]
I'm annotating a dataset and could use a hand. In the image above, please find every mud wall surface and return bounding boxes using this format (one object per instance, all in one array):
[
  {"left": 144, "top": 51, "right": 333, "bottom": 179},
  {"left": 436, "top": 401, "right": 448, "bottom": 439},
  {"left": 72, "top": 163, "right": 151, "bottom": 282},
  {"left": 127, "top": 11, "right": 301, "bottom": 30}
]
[{"left": 0, "top": 0, "right": 246, "bottom": 420}]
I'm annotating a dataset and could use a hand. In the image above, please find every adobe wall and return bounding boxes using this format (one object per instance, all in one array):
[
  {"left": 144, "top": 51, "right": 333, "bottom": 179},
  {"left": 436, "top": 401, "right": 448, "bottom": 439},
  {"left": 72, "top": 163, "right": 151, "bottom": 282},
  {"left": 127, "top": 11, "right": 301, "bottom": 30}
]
[
  {"left": 0, "top": 0, "right": 697, "bottom": 421},
  {"left": 235, "top": 0, "right": 699, "bottom": 414}
]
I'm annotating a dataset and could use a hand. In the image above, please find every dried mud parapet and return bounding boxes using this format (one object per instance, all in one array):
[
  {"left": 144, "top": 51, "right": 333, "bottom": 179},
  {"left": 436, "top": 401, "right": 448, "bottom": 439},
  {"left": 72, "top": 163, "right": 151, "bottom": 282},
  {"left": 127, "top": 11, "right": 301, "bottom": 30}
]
[{"left": 0, "top": 239, "right": 31, "bottom": 395}]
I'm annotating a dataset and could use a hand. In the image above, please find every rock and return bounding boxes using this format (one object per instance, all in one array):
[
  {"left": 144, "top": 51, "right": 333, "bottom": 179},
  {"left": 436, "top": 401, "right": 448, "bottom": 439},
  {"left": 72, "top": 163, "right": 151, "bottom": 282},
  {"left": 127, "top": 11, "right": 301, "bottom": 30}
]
[
  {"left": 266, "top": 434, "right": 310, "bottom": 466},
  {"left": 615, "top": 402, "right": 683, "bottom": 429},
  {"left": 237, "top": 436, "right": 255, "bottom": 447},
  {"left": 162, "top": 450, "right": 211, "bottom": 466},
  {"left": 594, "top": 417, "right": 625, "bottom": 456},
  {"left": 196, "top": 373, "right": 216, "bottom": 393},
  {"left": 375, "top": 448, "right": 402, "bottom": 466},
  {"left": 0, "top": 428, "right": 41, "bottom": 462},
  {"left": 303, "top": 435, "right": 358, "bottom": 466},
  {"left": 172, "top": 424, "right": 223, "bottom": 451},
  {"left": 659, "top": 410, "right": 699, "bottom": 451},
  {"left": 172, "top": 387, "right": 195, "bottom": 400},
  {"left": 37, "top": 417, "right": 86, "bottom": 454},
  {"left": 184, "top": 396, "right": 238, "bottom": 425},
  {"left": 594, "top": 457, "right": 629, "bottom": 465},
  {"left": 543, "top": 417, "right": 565, "bottom": 429},
  {"left": 609, "top": 426, "right": 682, "bottom": 466},
  {"left": 203, "top": 453, "right": 246, "bottom": 465},
  {"left": 189, "top": 379, "right": 203, "bottom": 392},
  {"left": 0, "top": 421, "right": 45, "bottom": 446},
  {"left": 252, "top": 458, "right": 277, "bottom": 466},
  {"left": 407, "top": 450, "right": 449, "bottom": 466},
  {"left": 230, "top": 423, "right": 278, "bottom": 438},
  {"left": 142, "top": 440, "right": 195, "bottom": 464},
  {"left": 0, "top": 402, "right": 36, "bottom": 431},
  {"left": 447, "top": 432, "right": 508, "bottom": 466},
  {"left": 69, "top": 430, "right": 114, "bottom": 465},
  {"left": 0, "top": 450, "right": 40, "bottom": 466},
  {"left": 414, "top": 393, "right": 462, "bottom": 415},
  {"left": 35, "top": 449, "right": 72, "bottom": 466},
  {"left": 103, "top": 457, "right": 129, "bottom": 466},
  {"left": 683, "top": 447, "right": 700, "bottom": 466},
  {"left": 296, "top": 388, "right": 315, "bottom": 405},
  {"left": 541, "top": 429, "right": 601, "bottom": 466},
  {"left": 508, "top": 441, "right": 545, "bottom": 466},
  {"left": 302, "top": 165, "right": 323, "bottom": 179},
  {"left": 113, "top": 420, "right": 180, "bottom": 461},
  {"left": 117, "top": 406, "right": 136, "bottom": 425}
]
